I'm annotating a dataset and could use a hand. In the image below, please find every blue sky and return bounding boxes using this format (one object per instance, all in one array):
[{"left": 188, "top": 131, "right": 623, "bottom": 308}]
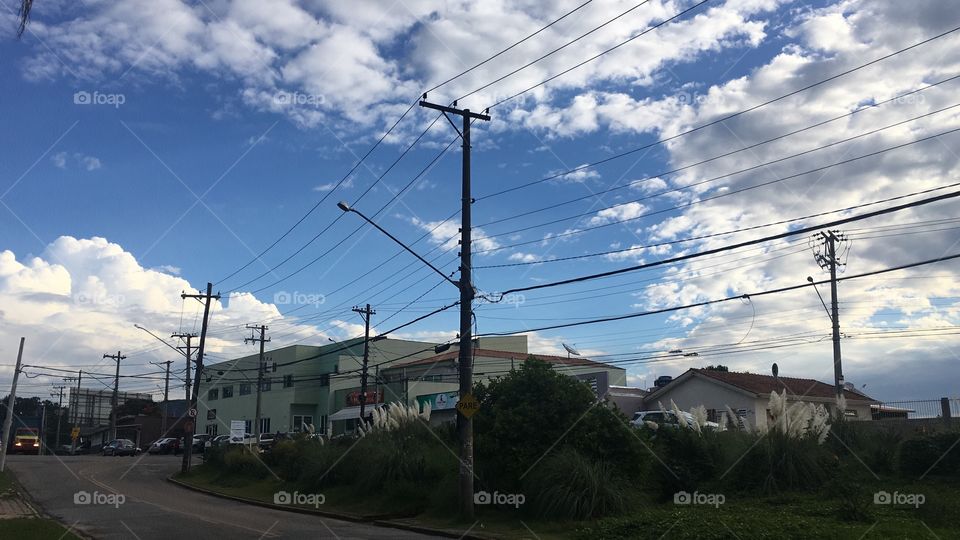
[{"left": 1, "top": 0, "right": 958, "bottom": 402}]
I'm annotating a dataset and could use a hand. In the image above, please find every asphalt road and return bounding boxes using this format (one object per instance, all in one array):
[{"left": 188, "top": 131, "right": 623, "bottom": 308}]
[{"left": 5, "top": 454, "right": 439, "bottom": 539}]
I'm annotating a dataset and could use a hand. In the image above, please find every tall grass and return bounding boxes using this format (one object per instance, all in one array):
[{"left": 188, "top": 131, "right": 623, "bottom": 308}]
[{"left": 523, "top": 447, "right": 628, "bottom": 519}]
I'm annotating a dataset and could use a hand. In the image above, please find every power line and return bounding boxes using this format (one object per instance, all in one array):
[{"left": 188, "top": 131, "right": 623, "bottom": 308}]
[
  {"left": 474, "top": 182, "right": 960, "bottom": 266},
  {"left": 481, "top": 123, "right": 960, "bottom": 242},
  {"left": 476, "top": 98, "right": 960, "bottom": 229},
  {"left": 477, "top": 27, "right": 960, "bottom": 201},
  {"left": 479, "top": 252, "right": 960, "bottom": 336},
  {"left": 494, "top": 186, "right": 960, "bottom": 297}
]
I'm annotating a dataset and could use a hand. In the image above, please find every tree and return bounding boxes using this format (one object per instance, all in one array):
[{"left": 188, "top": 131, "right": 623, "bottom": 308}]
[
  {"left": 116, "top": 399, "right": 159, "bottom": 418},
  {"left": 472, "top": 357, "right": 647, "bottom": 491},
  {"left": 704, "top": 364, "right": 729, "bottom": 372}
]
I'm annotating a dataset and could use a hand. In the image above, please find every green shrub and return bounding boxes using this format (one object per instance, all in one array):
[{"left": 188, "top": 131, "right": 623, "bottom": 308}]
[
  {"left": 222, "top": 446, "right": 270, "bottom": 479},
  {"left": 202, "top": 444, "right": 228, "bottom": 467},
  {"left": 523, "top": 447, "right": 628, "bottom": 519},
  {"left": 899, "top": 432, "right": 960, "bottom": 477},
  {"left": 473, "top": 358, "right": 649, "bottom": 491},
  {"left": 651, "top": 427, "right": 722, "bottom": 499}
]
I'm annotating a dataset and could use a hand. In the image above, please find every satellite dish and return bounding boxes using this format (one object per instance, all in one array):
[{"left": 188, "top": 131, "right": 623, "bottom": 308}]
[
  {"left": 562, "top": 343, "right": 580, "bottom": 356},
  {"left": 772, "top": 363, "right": 779, "bottom": 378}
]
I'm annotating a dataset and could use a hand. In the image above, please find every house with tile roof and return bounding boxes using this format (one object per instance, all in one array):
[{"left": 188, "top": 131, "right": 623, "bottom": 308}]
[{"left": 641, "top": 368, "right": 878, "bottom": 428}]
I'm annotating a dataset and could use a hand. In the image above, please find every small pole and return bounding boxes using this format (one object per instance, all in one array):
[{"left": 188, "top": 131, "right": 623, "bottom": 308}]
[{"left": 1, "top": 338, "right": 26, "bottom": 471}]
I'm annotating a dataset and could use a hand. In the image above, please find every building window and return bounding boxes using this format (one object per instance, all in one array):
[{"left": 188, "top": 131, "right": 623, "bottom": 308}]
[
  {"left": 259, "top": 418, "right": 271, "bottom": 434},
  {"left": 421, "top": 374, "right": 441, "bottom": 382},
  {"left": 292, "top": 415, "right": 314, "bottom": 432},
  {"left": 222, "top": 385, "right": 234, "bottom": 398},
  {"left": 206, "top": 424, "right": 218, "bottom": 436},
  {"left": 244, "top": 420, "right": 252, "bottom": 433},
  {"left": 318, "top": 415, "right": 326, "bottom": 434},
  {"left": 261, "top": 378, "right": 271, "bottom": 392},
  {"left": 319, "top": 374, "right": 330, "bottom": 386},
  {"left": 207, "top": 388, "right": 219, "bottom": 400},
  {"left": 239, "top": 383, "right": 251, "bottom": 396},
  {"left": 283, "top": 374, "right": 294, "bottom": 388}
]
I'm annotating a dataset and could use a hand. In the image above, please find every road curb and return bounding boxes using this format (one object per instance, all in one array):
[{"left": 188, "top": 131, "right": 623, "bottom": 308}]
[{"left": 166, "top": 475, "right": 491, "bottom": 539}]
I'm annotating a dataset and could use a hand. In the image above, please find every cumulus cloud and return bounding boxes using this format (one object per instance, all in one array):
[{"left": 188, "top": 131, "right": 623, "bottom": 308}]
[
  {"left": 0, "top": 237, "right": 342, "bottom": 398},
  {"left": 411, "top": 217, "right": 500, "bottom": 254}
]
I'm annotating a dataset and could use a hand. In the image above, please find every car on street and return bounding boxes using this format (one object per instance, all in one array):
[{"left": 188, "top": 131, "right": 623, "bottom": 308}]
[
  {"left": 101, "top": 439, "right": 140, "bottom": 456},
  {"left": 147, "top": 437, "right": 180, "bottom": 454},
  {"left": 12, "top": 427, "right": 41, "bottom": 454}
]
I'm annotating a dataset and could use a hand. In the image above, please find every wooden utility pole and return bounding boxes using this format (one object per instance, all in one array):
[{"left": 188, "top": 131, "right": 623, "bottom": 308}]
[
  {"left": 352, "top": 304, "right": 376, "bottom": 421},
  {"left": 103, "top": 351, "right": 126, "bottom": 440},
  {"left": 70, "top": 370, "right": 82, "bottom": 454},
  {"left": 814, "top": 230, "right": 846, "bottom": 400},
  {"left": 151, "top": 361, "right": 173, "bottom": 433},
  {"left": 172, "top": 333, "right": 196, "bottom": 403},
  {"left": 181, "top": 283, "right": 220, "bottom": 473},
  {"left": 1, "top": 338, "right": 26, "bottom": 471},
  {"left": 244, "top": 325, "right": 270, "bottom": 441},
  {"left": 419, "top": 96, "right": 490, "bottom": 519},
  {"left": 51, "top": 385, "right": 66, "bottom": 450}
]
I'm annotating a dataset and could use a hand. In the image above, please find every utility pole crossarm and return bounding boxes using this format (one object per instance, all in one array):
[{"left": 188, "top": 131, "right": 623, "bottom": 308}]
[{"left": 419, "top": 100, "right": 491, "bottom": 121}]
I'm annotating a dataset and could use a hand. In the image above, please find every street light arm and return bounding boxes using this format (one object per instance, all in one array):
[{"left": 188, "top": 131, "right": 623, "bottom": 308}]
[
  {"left": 338, "top": 202, "right": 460, "bottom": 289},
  {"left": 134, "top": 324, "right": 189, "bottom": 358},
  {"left": 805, "top": 277, "right": 834, "bottom": 323}
]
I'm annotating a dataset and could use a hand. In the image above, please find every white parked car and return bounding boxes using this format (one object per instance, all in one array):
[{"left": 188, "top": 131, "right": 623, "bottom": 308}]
[{"left": 631, "top": 410, "right": 721, "bottom": 430}]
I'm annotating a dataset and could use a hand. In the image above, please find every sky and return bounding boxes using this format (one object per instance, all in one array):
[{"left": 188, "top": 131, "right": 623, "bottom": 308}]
[{"left": 0, "top": 0, "right": 958, "bottom": 403}]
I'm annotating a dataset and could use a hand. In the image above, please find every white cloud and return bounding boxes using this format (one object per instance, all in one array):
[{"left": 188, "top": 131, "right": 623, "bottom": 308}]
[
  {"left": 411, "top": 217, "right": 500, "bottom": 254},
  {"left": 588, "top": 202, "right": 648, "bottom": 226},
  {"left": 0, "top": 237, "right": 341, "bottom": 398}
]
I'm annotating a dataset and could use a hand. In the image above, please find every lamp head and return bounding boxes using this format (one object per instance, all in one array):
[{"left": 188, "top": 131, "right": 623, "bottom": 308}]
[
  {"left": 336, "top": 201, "right": 351, "bottom": 212},
  {"left": 806, "top": 276, "right": 814, "bottom": 283}
]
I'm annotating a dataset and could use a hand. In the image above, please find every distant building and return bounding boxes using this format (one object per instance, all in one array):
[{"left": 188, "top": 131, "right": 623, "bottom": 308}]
[
  {"left": 68, "top": 388, "right": 153, "bottom": 427},
  {"left": 380, "top": 347, "right": 628, "bottom": 425},
  {"left": 641, "top": 368, "right": 877, "bottom": 426}
]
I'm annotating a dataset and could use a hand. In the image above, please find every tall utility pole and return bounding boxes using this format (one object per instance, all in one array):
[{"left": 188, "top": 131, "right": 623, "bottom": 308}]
[
  {"left": 51, "top": 385, "right": 66, "bottom": 450},
  {"left": 420, "top": 96, "right": 490, "bottom": 519},
  {"left": 181, "top": 283, "right": 220, "bottom": 473},
  {"left": 151, "top": 361, "right": 173, "bottom": 433},
  {"left": 172, "top": 333, "right": 196, "bottom": 402},
  {"left": 1, "top": 337, "right": 26, "bottom": 472},
  {"left": 245, "top": 325, "right": 270, "bottom": 440},
  {"left": 103, "top": 351, "right": 126, "bottom": 440},
  {"left": 352, "top": 304, "right": 376, "bottom": 421},
  {"left": 814, "top": 230, "right": 847, "bottom": 400},
  {"left": 70, "top": 370, "right": 82, "bottom": 454}
]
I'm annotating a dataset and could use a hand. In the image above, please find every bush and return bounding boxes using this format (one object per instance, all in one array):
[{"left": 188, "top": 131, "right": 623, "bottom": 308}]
[
  {"left": 651, "top": 426, "right": 722, "bottom": 499},
  {"left": 727, "top": 431, "right": 834, "bottom": 494},
  {"left": 523, "top": 447, "right": 628, "bottom": 519},
  {"left": 222, "top": 446, "right": 270, "bottom": 479},
  {"left": 898, "top": 432, "right": 960, "bottom": 477},
  {"left": 473, "top": 358, "right": 649, "bottom": 491}
]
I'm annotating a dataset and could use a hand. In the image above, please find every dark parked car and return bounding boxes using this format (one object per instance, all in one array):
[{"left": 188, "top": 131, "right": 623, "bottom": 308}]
[
  {"left": 101, "top": 439, "right": 140, "bottom": 456},
  {"left": 147, "top": 437, "right": 180, "bottom": 455}
]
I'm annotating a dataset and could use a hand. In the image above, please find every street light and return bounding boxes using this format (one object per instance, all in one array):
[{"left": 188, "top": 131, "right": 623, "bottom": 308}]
[
  {"left": 339, "top": 199, "right": 478, "bottom": 518},
  {"left": 806, "top": 276, "right": 833, "bottom": 322},
  {"left": 337, "top": 202, "right": 458, "bottom": 288},
  {"left": 134, "top": 324, "right": 188, "bottom": 358}
]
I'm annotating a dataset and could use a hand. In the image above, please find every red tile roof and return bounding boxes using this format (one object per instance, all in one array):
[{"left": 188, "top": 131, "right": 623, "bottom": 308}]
[
  {"left": 691, "top": 368, "right": 876, "bottom": 402},
  {"left": 391, "top": 348, "right": 616, "bottom": 370}
]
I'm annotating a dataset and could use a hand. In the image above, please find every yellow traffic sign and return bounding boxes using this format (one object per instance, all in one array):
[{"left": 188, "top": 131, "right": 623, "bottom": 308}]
[
  {"left": 70, "top": 427, "right": 80, "bottom": 440},
  {"left": 456, "top": 393, "right": 479, "bottom": 418}
]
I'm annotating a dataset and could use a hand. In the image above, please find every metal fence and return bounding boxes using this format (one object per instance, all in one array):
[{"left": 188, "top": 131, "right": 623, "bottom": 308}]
[{"left": 871, "top": 398, "right": 960, "bottom": 420}]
